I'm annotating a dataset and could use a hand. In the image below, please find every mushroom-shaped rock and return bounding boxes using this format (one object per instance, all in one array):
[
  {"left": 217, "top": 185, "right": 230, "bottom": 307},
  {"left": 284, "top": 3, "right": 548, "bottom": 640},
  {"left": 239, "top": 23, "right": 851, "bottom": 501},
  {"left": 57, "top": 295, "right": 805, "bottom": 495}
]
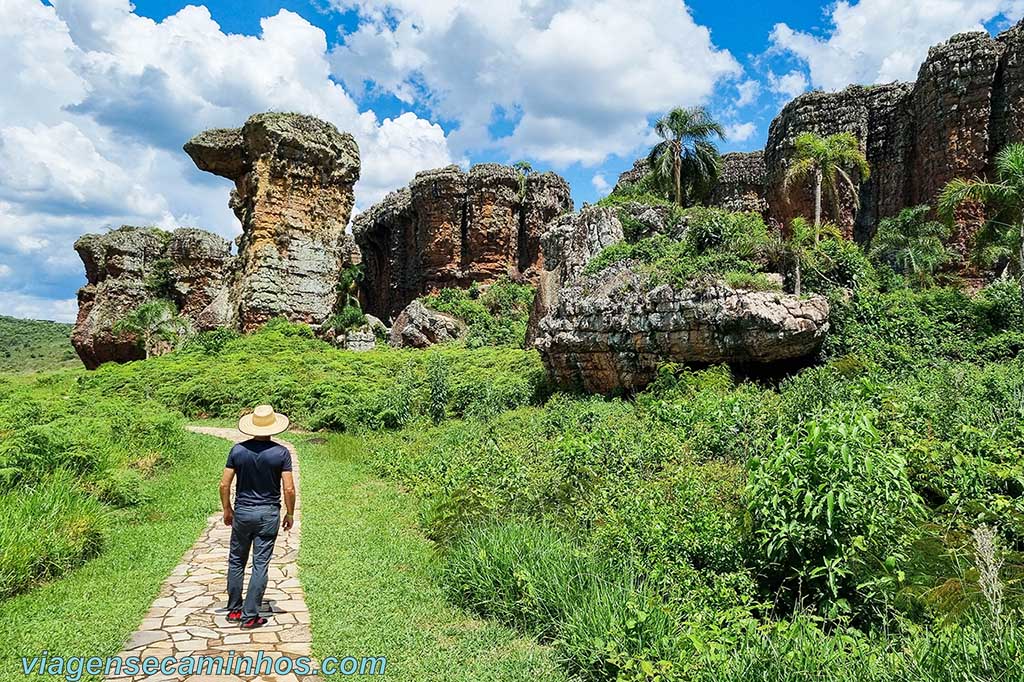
[{"left": 185, "top": 112, "right": 361, "bottom": 331}]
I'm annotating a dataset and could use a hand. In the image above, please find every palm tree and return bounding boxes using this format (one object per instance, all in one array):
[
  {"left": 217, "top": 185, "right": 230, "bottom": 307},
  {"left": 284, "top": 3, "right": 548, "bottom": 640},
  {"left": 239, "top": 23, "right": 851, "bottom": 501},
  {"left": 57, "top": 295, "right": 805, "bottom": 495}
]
[
  {"left": 784, "top": 218, "right": 815, "bottom": 297},
  {"left": 782, "top": 132, "right": 870, "bottom": 242},
  {"left": 939, "top": 144, "right": 1024, "bottom": 281},
  {"left": 869, "top": 205, "right": 950, "bottom": 287},
  {"left": 114, "top": 300, "right": 189, "bottom": 359},
  {"left": 647, "top": 106, "right": 725, "bottom": 207}
]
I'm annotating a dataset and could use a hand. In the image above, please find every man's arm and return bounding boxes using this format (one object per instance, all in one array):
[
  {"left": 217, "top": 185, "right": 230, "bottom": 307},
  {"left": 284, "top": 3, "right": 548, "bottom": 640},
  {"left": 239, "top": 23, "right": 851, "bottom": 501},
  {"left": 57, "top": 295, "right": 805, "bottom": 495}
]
[
  {"left": 281, "top": 471, "right": 296, "bottom": 531},
  {"left": 219, "top": 467, "right": 235, "bottom": 526}
]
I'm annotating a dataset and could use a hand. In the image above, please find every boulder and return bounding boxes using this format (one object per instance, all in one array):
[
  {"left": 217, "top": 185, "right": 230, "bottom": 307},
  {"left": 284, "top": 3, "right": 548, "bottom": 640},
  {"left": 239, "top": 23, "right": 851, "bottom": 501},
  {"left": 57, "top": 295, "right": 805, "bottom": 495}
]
[
  {"left": 389, "top": 300, "right": 466, "bottom": 348},
  {"left": 529, "top": 208, "right": 829, "bottom": 393},
  {"left": 185, "top": 112, "right": 361, "bottom": 332}
]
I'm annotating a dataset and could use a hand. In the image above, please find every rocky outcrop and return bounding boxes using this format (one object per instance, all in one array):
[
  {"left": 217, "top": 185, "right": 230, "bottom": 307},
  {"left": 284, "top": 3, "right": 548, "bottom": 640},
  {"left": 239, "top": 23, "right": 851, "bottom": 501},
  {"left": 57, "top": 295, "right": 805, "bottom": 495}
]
[
  {"left": 321, "top": 314, "right": 388, "bottom": 352},
  {"left": 529, "top": 207, "right": 829, "bottom": 393},
  {"left": 185, "top": 112, "right": 361, "bottom": 332},
  {"left": 353, "top": 164, "right": 572, "bottom": 321},
  {"left": 711, "top": 151, "right": 768, "bottom": 214},
  {"left": 764, "top": 21, "right": 1024, "bottom": 249},
  {"left": 389, "top": 300, "right": 466, "bottom": 348},
  {"left": 613, "top": 158, "right": 651, "bottom": 194},
  {"left": 72, "top": 226, "right": 232, "bottom": 369}
]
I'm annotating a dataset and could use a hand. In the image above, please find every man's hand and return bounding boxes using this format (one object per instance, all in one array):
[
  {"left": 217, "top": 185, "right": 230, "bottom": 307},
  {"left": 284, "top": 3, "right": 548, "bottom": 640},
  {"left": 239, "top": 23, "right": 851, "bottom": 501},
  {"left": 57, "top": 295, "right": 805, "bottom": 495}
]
[
  {"left": 282, "top": 514, "right": 294, "bottom": 531},
  {"left": 223, "top": 508, "right": 233, "bottom": 526}
]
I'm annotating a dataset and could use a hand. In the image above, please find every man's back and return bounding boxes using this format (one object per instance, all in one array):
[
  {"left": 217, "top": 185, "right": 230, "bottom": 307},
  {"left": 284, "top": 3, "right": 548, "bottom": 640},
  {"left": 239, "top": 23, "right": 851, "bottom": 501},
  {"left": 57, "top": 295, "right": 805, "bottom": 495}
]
[{"left": 226, "top": 439, "right": 292, "bottom": 508}]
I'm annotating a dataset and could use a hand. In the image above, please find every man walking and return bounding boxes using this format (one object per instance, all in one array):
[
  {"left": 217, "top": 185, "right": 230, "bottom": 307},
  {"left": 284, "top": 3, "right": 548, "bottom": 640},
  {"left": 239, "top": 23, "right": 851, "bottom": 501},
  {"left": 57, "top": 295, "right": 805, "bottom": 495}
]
[{"left": 219, "top": 404, "right": 296, "bottom": 629}]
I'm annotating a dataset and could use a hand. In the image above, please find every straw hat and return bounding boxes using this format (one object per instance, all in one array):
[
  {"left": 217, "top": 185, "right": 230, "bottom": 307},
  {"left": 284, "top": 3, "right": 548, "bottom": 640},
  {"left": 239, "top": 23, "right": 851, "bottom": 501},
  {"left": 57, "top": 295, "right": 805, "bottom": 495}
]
[{"left": 238, "top": 404, "right": 290, "bottom": 437}]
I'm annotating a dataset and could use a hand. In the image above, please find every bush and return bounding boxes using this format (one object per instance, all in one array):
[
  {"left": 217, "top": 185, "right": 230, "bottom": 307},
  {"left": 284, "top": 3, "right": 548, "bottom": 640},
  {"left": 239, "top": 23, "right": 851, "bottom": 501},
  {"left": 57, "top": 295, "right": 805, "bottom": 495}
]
[
  {"left": 326, "top": 305, "right": 367, "bottom": 332},
  {"left": 422, "top": 277, "right": 535, "bottom": 347},
  {"left": 747, "top": 411, "right": 922, "bottom": 619}
]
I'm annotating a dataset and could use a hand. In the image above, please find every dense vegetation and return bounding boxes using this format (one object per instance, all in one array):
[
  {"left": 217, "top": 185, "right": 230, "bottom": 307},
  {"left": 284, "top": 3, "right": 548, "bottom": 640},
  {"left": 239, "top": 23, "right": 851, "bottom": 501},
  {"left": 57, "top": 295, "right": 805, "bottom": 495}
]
[
  {"left": 4, "top": 140, "right": 1024, "bottom": 678},
  {"left": 0, "top": 316, "right": 77, "bottom": 372},
  {"left": 372, "top": 279, "right": 1024, "bottom": 680}
]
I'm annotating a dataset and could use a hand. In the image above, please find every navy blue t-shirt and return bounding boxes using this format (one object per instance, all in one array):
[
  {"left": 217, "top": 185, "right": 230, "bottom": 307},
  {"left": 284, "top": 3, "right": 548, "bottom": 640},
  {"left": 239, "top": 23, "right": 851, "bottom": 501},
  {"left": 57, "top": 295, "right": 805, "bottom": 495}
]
[{"left": 226, "top": 439, "right": 292, "bottom": 508}]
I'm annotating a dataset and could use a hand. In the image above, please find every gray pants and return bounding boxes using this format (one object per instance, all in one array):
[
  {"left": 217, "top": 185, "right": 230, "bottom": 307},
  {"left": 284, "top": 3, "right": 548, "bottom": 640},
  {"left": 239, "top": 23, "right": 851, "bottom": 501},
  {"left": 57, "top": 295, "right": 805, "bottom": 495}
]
[{"left": 227, "top": 505, "right": 280, "bottom": 619}]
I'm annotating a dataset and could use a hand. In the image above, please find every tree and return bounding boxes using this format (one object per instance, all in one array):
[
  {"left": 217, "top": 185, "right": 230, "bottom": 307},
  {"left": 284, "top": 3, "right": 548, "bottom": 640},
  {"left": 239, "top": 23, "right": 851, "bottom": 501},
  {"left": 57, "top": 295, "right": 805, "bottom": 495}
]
[
  {"left": 783, "top": 218, "right": 816, "bottom": 297},
  {"left": 869, "top": 205, "right": 950, "bottom": 287},
  {"left": 939, "top": 143, "right": 1024, "bottom": 281},
  {"left": 782, "top": 132, "right": 870, "bottom": 242},
  {"left": 647, "top": 106, "right": 725, "bottom": 207},
  {"left": 114, "top": 300, "right": 189, "bottom": 360}
]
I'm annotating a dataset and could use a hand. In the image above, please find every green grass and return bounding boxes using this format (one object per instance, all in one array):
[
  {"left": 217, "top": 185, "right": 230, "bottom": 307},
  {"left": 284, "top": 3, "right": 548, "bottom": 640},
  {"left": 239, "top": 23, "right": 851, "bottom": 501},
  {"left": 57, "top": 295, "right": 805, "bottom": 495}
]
[
  {"left": 0, "top": 316, "right": 78, "bottom": 373},
  {"left": 0, "top": 430, "right": 225, "bottom": 682},
  {"left": 296, "top": 433, "right": 567, "bottom": 681}
]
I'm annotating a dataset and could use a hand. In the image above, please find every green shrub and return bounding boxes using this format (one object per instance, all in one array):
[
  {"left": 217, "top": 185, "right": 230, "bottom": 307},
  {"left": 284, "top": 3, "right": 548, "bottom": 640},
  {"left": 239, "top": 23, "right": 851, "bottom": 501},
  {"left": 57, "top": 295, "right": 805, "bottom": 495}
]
[
  {"left": 723, "top": 271, "right": 781, "bottom": 291},
  {"left": 326, "top": 305, "right": 367, "bottom": 332},
  {"left": 747, "top": 411, "right": 922, "bottom": 619},
  {"left": 422, "top": 278, "right": 535, "bottom": 348}
]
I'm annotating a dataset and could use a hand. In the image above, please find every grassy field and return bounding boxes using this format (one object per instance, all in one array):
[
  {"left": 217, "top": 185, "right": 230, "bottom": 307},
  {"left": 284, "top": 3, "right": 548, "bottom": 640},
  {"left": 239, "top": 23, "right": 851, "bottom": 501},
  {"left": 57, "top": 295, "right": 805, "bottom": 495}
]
[
  {"left": 0, "top": 430, "right": 224, "bottom": 682},
  {"left": 0, "top": 316, "right": 78, "bottom": 373},
  {"left": 297, "top": 432, "right": 566, "bottom": 681}
]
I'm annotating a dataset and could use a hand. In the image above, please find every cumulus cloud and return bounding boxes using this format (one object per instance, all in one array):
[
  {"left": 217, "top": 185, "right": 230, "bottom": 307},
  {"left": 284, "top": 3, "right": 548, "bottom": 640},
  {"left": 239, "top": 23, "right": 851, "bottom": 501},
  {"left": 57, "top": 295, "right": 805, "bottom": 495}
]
[
  {"left": 770, "top": 0, "right": 1024, "bottom": 91},
  {"left": 0, "top": 0, "right": 451, "bottom": 320},
  {"left": 767, "top": 70, "right": 810, "bottom": 99},
  {"left": 591, "top": 173, "right": 611, "bottom": 194},
  {"left": 330, "top": 0, "right": 741, "bottom": 166},
  {"left": 725, "top": 122, "right": 757, "bottom": 143},
  {"left": 735, "top": 80, "right": 761, "bottom": 108}
]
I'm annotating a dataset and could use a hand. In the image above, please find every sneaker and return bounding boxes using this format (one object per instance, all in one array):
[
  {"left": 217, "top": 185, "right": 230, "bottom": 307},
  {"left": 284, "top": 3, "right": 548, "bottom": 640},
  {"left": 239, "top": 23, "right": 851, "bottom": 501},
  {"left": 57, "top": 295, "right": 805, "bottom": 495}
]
[
  {"left": 240, "top": 616, "right": 268, "bottom": 629},
  {"left": 226, "top": 610, "right": 242, "bottom": 623}
]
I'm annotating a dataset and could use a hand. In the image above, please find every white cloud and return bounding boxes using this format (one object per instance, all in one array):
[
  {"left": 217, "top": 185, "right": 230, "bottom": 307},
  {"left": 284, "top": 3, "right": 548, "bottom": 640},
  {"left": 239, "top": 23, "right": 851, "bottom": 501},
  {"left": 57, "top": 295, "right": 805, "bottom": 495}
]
[
  {"left": 725, "top": 122, "right": 757, "bottom": 143},
  {"left": 0, "top": 0, "right": 452, "bottom": 321},
  {"left": 0, "top": 291, "right": 77, "bottom": 323},
  {"left": 735, "top": 79, "right": 761, "bottom": 108},
  {"left": 770, "top": 0, "right": 1024, "bottom": 91},
  {"left": 767, "top": 70, "right": 810, "bottom": 99},
  {"left": 591, "top": 173, "right": 611, "bottom": 194},
  {"left": 330, "top": 0, "right": 740, "bottom": 166},
  {"left": 0, "top": 265, "right": 11, "bottom": 278}
]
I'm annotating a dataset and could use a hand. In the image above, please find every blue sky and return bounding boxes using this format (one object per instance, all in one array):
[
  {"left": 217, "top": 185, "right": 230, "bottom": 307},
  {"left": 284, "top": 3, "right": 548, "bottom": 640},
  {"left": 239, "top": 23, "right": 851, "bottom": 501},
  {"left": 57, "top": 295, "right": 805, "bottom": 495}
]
[{"left": 2, "top": 0, "right": 1022, "bottom": 320}]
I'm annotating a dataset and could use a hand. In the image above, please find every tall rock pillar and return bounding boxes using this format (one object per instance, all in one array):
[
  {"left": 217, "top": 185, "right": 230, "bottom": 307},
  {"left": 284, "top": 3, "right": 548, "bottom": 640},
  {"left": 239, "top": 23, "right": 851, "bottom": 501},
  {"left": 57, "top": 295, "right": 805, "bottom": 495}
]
[{"left": 185, "top": 113, "right": 361, "bottom": 332}]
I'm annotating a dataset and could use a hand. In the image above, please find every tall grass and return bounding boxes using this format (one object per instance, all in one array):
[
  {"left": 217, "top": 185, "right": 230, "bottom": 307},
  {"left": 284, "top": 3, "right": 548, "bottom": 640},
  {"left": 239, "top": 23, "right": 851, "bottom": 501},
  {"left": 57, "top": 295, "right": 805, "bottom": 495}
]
[{"left": 0, "top": 471, "right": 106, "bottom": 598}]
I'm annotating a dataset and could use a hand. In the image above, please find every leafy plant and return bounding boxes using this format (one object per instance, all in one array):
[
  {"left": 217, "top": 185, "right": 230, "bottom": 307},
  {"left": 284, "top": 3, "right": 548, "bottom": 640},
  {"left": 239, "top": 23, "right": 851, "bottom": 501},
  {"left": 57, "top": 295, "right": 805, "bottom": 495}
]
[
  {"left": 870, "top": 206, "right": 950, "bottom": 287},
  {"left": 783, "top": 132, "right": 870, "bottom": 240},
  {"left": 113, "top": 300, "right": 190, "bottom": 359}
]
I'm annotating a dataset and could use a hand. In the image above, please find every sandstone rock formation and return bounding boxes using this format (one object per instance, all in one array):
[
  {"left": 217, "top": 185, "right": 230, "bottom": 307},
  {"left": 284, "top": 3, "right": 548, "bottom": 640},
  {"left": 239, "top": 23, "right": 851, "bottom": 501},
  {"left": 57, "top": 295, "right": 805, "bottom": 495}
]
[
  {"left": 529, "top": 207, "right": 829, "bottom": 393},
  {"left": 353, "top": 164, "right": 572, "bottom": 321},
  {"left": 764, "top": 22, "right": 1024, "bottom": 248},
  {"left": 72, "top": 226, "right": 232, "bottom": 369},
  {"left": 185, "top": 112, "right": 361, "bottom": 331},
  {"left": 711, "top": 151, "right": 768, "bottom": 214},
  {"left": 389, "top": 300, "right": 466, "bottom": 348}
]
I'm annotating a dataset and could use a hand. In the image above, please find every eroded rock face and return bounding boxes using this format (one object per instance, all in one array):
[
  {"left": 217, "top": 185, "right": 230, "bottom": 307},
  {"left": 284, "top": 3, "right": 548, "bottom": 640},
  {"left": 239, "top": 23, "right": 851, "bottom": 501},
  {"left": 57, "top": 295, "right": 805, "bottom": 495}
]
[
  {"left": 529, "top": 208, "right": 829, "bottom": 393},
  {"left": 353, "top": 164, "right": 572, "bottom": 321},
  {"left": 185, "top": 112, "right": 361, "bottom": 331},
  {"left": 764, "top": 22, "right": 1024, "bottom": 248},
  {"left": 711, "top": 152, "right": 768, "bottom": 214},
  {"left": 389, "top": 300, "right": 466, "bottom": 348},
  {"left": 72, "top": 226, "right": 232, "bottom": 369}
]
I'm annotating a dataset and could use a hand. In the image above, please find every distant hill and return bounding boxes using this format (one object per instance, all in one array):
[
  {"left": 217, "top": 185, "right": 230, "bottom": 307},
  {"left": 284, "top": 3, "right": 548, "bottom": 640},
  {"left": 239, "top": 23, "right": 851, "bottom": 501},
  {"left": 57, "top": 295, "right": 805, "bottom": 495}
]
[{"left": 0, "top": 316, "right": 80, "bottom": 372}]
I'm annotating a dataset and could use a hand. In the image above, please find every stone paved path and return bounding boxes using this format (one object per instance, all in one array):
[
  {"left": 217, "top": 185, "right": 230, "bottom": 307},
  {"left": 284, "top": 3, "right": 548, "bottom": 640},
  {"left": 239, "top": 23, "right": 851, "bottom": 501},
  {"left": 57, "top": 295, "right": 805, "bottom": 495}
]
[{"left": 107, "top": 427, "right": 317, "bottom": 682}]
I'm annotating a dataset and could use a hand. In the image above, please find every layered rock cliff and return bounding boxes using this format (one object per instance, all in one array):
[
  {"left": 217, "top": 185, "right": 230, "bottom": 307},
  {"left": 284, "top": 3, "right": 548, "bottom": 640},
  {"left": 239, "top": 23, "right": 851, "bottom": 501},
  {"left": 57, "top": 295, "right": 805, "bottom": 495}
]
[
  {"left": 353, "top": 164, "right": 572, "bottom": 321},
  {"left": 529, "top": 206, "right": 829, "bottom": 393},
  {"left": 185, "top": 112, "right": 362, "bottom": 331},
  {"left": 765, "top": 22, "right": 1023, "bottom": 248},
  {"left": 72, "top": 227, "right": 232, "bottom": 369}
]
